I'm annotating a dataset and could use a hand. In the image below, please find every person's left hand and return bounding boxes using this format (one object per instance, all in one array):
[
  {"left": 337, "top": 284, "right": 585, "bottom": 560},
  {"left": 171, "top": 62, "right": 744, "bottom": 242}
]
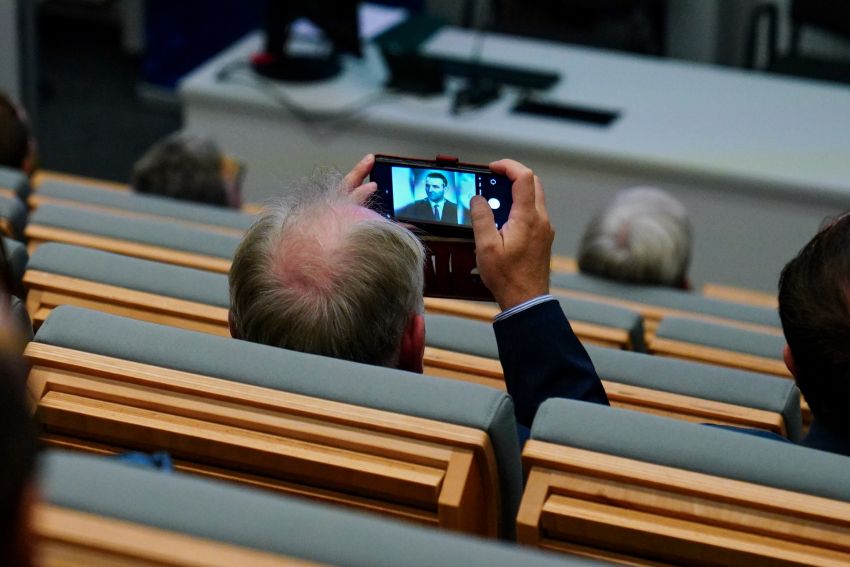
[{"left": 341, "top": 154, "right": 377, "bottom": 205}]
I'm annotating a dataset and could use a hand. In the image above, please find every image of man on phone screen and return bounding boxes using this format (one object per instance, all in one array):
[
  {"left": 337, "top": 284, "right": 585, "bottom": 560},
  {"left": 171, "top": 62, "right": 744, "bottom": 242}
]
[{"left": 398, "top": 171, "right": 469, "bottom": 225}]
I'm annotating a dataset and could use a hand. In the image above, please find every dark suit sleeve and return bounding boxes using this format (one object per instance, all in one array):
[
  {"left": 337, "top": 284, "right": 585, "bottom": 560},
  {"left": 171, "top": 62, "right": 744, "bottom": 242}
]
[{"left": 494, "top": 299, "right": 609, "bottom": 429}]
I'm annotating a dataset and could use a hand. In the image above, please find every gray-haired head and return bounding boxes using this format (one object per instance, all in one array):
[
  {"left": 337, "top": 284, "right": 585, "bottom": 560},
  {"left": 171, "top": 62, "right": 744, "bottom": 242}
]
[
  {"left": 229, "top": 169, "right": 425, "bottom": 367},
  {"left": 131, "top": 132, "right": 228, "bottom": 207},
  {"left": 578, "top": 187, "right": 691, "bottom": 287}
]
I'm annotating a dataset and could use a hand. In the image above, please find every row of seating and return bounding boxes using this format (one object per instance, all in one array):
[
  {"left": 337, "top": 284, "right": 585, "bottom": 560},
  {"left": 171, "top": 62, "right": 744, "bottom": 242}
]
[
  {"left": 27, "top": 306, "right": 850, "bottom": 565},
  {"left": 40, "top": 450, "right": 595, "bottom": 567},
  {"left": 19, "top": 223, "right": 786, "bottom": 367},
  {"left": 2, "top": 164, "right": 782, "bottom": 338},
  {"left": 23, "top": 242, "right": 804, "bottom": 433},
  {"left": 5, "top": 165, "right": 822, "bottom": 565}
]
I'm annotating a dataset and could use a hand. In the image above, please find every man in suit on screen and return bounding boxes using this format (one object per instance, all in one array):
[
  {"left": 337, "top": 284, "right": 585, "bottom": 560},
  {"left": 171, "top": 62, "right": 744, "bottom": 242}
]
[{"left": 397, "top": 172, "right": 466, "bottom": 225}]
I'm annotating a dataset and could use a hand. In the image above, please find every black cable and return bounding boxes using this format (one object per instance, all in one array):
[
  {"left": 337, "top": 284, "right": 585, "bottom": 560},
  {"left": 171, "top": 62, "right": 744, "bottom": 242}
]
[{"left": 214, "top": 59, "right": 396, "bottom": 139}]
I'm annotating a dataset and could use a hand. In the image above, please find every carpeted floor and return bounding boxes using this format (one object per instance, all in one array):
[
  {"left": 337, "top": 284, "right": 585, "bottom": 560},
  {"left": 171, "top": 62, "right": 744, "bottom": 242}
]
[{"left": 34, "top": 9, "right": 181, "bottom": 183}]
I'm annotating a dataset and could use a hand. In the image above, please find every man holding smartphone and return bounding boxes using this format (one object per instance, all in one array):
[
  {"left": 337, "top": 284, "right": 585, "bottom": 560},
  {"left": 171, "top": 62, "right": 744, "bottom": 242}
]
[{"left": 229, "top": 155, "right": 607, "bottom": 434}]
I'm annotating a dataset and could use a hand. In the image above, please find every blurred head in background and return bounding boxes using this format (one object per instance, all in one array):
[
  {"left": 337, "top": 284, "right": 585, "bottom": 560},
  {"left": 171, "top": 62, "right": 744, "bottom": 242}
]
[
  {"left": 0, "top": 91, "right": 37, "bottom": 174},
  {"left": 578, "top": 186, "right": 691, "bottom": 288},
  {"left": 131, "top": 131, "right": 243, "bottom": 208}
]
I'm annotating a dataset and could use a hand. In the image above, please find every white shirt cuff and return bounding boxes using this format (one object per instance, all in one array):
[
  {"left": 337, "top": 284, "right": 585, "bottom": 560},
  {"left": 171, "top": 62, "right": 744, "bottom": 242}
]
[{"left": 493, "top": 294, "right": 556, "bottom": 322}]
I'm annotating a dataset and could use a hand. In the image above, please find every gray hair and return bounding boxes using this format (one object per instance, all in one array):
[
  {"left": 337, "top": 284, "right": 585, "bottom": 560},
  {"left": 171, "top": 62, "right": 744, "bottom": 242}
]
[
  {"left": 578, "top": 187, "right": 691, "bottom": 287},
  {"left": 229, "top": 170, "right": 425, "bottom": 367},
  {"left": 131, "top": 131, "right": 228, "bottom": 207}
]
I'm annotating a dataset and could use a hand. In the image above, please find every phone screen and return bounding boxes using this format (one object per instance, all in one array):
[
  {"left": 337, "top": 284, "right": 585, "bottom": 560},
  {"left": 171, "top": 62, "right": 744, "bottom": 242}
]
[{"left": 369, "top": 157, "right": 513, "bottom": 235}]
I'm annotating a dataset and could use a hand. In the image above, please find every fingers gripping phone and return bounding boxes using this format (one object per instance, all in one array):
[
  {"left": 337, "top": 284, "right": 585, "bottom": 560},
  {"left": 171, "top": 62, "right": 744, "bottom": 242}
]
[
  {"left": 368, "top": 155, "right": 512, "bottom": 239},
  {"left": 369, "top": 154, "right": 513, "bottom": 300}
]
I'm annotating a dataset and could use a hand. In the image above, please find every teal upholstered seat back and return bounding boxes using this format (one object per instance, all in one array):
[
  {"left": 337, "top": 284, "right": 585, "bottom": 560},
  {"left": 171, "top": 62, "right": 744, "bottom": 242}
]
[
  {"left": 35, "top": 306, "right": 523, "bottom": 537},
  {"left": 29, "top": 203, "right": 240, "bottom": 259},
  {"left": 3, "top": 237, "right": 28, "bottom": 293},
  {"left": 42, "top": 451, "right": 604, "bottom": 565},
  {"left": 29, "top": 243, "right": 230, "bottom": 307},
  {"left": 38, "top": 179, "right": 254, "bottom": 230},
  {"left": 0, "top": 165, "right": 30, "bottom": 199},
  {"left": 423, "top": 313, "right": 801, "bottom": 440},
  {"left": 532, "top": 398, "right": 850, "bottom": 503},
  {"left": 0, "top": 194, "right": 27, "bottom": 238},
  {"left": 655, "top": 316, "right": 785, "bottom": 360},
  {"left": 551, "top": 272, "right": 780, "bottom": 328}
]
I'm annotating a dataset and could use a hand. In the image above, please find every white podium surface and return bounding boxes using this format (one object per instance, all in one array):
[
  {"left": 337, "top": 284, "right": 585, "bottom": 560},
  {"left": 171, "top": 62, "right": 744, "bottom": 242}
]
[{"left": 180, "top": 27, "right": 850, "bottom": 292}]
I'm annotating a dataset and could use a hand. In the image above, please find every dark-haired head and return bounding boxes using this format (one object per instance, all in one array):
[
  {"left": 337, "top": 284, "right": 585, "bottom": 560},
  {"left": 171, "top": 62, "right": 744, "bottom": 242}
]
[
  {"left": 779, "top": 213, "right": 850, "bottom": 433},
  {"left": 425, "top": 172, "right": 448, "bottom": 187},
  {"left": 0, "top": 92, "right": 35, "bottom": 173}
]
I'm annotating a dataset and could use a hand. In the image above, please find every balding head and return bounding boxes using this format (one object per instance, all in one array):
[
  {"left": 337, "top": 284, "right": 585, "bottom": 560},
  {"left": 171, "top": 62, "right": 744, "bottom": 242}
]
[{"left": 229, "top": 170, "right": 425, "bottom": 368}]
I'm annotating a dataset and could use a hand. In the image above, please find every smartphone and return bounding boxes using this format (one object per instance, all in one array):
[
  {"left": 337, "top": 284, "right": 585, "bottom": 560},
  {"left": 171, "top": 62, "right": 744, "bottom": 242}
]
[{"left": 369, "top": 155, "right": 512, "bottom": 239}]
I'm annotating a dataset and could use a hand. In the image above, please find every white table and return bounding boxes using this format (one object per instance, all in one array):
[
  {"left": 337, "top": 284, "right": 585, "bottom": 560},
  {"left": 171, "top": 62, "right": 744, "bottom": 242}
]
[{"left": 180, "top": 26, "right": 850, "bottom": 292}]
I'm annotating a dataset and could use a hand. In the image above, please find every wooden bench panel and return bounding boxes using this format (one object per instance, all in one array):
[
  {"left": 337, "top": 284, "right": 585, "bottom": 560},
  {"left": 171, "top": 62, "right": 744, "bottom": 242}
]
[
  {"left": 24, "top": 271, "right": 229, "bottom": 336},
  {"left": 424, "top": 297, "right": 633, "bottom": 350},
  {"left": 36, "top": 504, "right": 321, "bottom": 567},
  {"left": 31, "top": 170, "right": 130, "bottom": 192},
  {"left": 24, "top": 225, "right": 232, "bottom": 274},
  {"left": 28, "top": 194, "right": 245, "bottom": 237},
  {"left": 518, "top": 441, "right": 850, "bottom": 566},
  {"left": 550, "top": 287, "right": 781, "bottom": 342},
  {"left": 649, "top": 337, "right": 790, "bottom": 378},
  {"left": 25, "top": 343, "right": 500, "bottom": 537},
  {"left": 422, "top": 347, "right": 786, "bottom": 437},
  {"left": 701, "top": 284, "right": 778, "bottom": 309}
]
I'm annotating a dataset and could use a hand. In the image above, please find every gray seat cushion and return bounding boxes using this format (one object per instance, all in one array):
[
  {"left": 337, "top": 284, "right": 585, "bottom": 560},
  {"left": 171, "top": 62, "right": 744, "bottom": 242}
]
[
  {"left": 423, "top": 313, "right": 801, "bottom": 441},
  {"left": 10, "top": 296, "right": 33, "bottom": 342},
  {"left": 427, "top": 295, "right": 644, "bottom": 351},
  {"left": 35, "top": 306, "right": 522, "bottom": 538},
  {"left": 0, "top": 165, "right": 30, "bottom": 199},
  {"left": 585, "top": 345, "right": 802, "bottom": 441},
  {"left": 551, "top": 272, "right": 780, "bottom": 328},
  {"left": 38, "top": 179, "right": 254, "bottom": 230},
  {"left": 29, "top": 243, "right": 230, "bottom": 307},
  {"left": 29, "top": 204, "right": 240, "bottom": 259},
  {"left": 42, "top": 451, "right": 603, "bottom": 566},
  {"left": 557, "top": 296, "right": 646, "bottom": 351},
  {"left": 0, "top": 193, "right": 26, "bottom": 238},
  {"left": 656, "top": 316, "right": 785, "bottom": 360},
  {"left": 532, "top": 398, "right": 850, "bottom": 504},
  {"left": 3, "top": 237, "right": 28, "bottom": 292}
]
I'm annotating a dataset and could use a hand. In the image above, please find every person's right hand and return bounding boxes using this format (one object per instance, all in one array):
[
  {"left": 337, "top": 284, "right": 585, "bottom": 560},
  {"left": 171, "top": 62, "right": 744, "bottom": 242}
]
[
  {"left": 470, "top": 159, "right": 554, "bottom": 311},
  {"left": 341, "top": 154, "right": 377, "bottom": 205}
]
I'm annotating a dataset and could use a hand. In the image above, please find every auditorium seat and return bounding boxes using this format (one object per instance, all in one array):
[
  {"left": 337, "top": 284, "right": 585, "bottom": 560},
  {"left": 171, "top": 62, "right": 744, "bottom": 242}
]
[
  {"left": 518, "top": 398, "right": 850, "bottom": 565},
  {"left": 425, "top": 295, "right": 645, "bottom": 351},
  {"left": 30, "top": 178, "right": 254, "bottom": 235},
  {"left": 0, "top": 193, "right": 26, "bottom": 239},
  {"left": 26, "top": 306, "right": 524, "bottom": 538},
  {"left": 24, "top": 243, "right": 229, "bottom": 333},
  {"left": 31, "top": 169, "right": 130, "bottom": 192},
  {"left": 550, "top": 271, "right": 781, "bottom": 339},
  {"left": 4, "top": 237, "right": 29, "bottom": 297},
  {"left": 0, "top": 164, "right": 31, "bottom": 200},
  {"left": 550, "top": 254, "right": 577, "bottom": 274},
  {"left": 25, "top": 203, "right": 239, "bottom": 273},
  {"left": 40, "top": 451, "right": 603, "bottom": 566},
  {"left": 701, "top": 283, "right": 778, "bottom": 309},
  {"left": 423, "top": 313, "right": 802, "bottom": 438},
  {"left": 651, "top": 316, "right": 789, "bottom": 378}
]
